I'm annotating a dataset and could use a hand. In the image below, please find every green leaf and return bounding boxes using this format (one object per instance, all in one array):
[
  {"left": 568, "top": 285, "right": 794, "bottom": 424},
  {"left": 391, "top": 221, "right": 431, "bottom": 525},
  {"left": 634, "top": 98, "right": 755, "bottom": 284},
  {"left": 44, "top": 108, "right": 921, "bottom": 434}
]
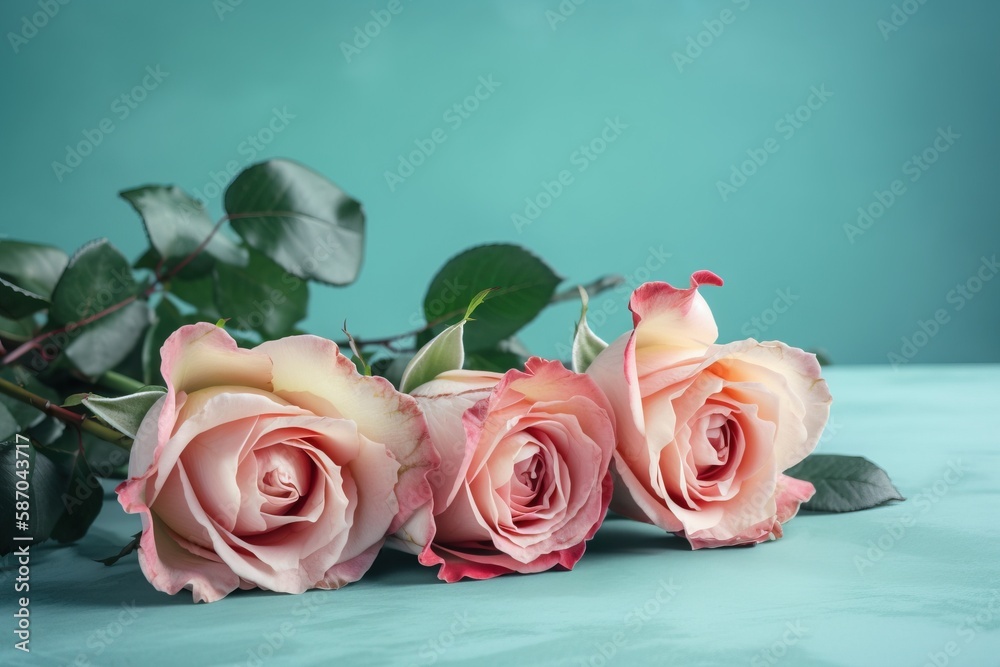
[
  {"left": 63, "top": 300, "right": 150, "bottom": 377},
  {"left": 400, "top": 288, "right": 497, "bottom": 392},
  {"left": 225, "top": 159, "right": 365, "bottom": 286},
  {"left": 97, "top": 531, "right": 142, "bottom": 566},
  {"left": 142, "top": 297, "right": 187, "bottom": 385},
  {"left": 421, "top": 244, "right": 561, "bottom": 352},
  {"left": 82, "top": 390, "right": 164, "bottom": 439},
  {"left": 49, "top": 239, "right": 137, "bottom": 325},
  {"left": 0, "top": 313, "right": 36, "bottom": 341},
  {"left": 0, "top": 240, "right": 69, "bottom": 299},
  {"left": 96, "top": 530, "right": 142, "bottom": 567},
  {"left": 0, "top": 276, "right": 48, "bottom": 319},
  {"left": 464, "top": 349, "right": 525, "bottom": 374},
  {"left": 571, "top": 286, "right": 608, "bottom": 373},
  {"left": 0, "top": 403, "right": 18, "bottom": 442},
  {"left": 43, "top": 444, "right": 104, "bottom": 544},
  {"left": 0, "top": 438, "right": 65, "bottom": 554},
  {"left": 787, "top": 454, "right": 904, "bottom": 513},
  {"left": 400, "top": 320, "right": 466, "bottom": 393},
  {"left": 213, "top": 248, "right": 308, "bottom": 338},
  {"left": 167, "top": 273, "right": 219, "bottom": 318},
  {"left": 120, "top": 185, "right": 247, "bottom": 269},
  {"left": 0, "top": 369, "right": 59, "bottom": 440}
]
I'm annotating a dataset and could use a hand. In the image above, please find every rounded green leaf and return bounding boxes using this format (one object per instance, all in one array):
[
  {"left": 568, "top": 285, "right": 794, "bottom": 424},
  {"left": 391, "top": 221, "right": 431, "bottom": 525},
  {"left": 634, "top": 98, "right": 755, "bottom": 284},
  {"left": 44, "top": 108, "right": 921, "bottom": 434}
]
[
  {"left": 225, "top": 159, "right": 365, "bottom": 286},
  {"left": 121, "top": 185, "right": 247, "bottom": 269},
  {"left": 213, "top": 248, "right": 308, "bottom": 339}
]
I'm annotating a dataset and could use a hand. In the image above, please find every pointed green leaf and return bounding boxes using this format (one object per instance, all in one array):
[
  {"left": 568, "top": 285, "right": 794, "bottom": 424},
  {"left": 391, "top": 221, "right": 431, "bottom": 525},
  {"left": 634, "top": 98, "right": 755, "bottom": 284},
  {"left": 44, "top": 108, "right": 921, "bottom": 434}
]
[
  {"left": 97, "top": 532, "right": 142, "bottom": 566},
  {"left": 44, "top": 444, "right": 104, "bottom": 543},
  {"left": 82, "top": 390, "right": 165, "bottom": 439},
  {"left": 572, "top": 286, "right": 608, "bottom": 373},
  {"left": 400, "top": 320, "right": 467, "bottom": 393},
  {"left": 0, "top": 240, "right": 69, "bottom": 299},
  {"left": 225, "top": 159, "right": 365, "bottom": 286},
  {"left": 121, "top": 185, "right": 247, "bottom": 268},
  {"left": 421, "top": 244, "right": 561, "bottom": 352},
  {"left": 787, "top": 454, "right": 904, "bottom": 513}
]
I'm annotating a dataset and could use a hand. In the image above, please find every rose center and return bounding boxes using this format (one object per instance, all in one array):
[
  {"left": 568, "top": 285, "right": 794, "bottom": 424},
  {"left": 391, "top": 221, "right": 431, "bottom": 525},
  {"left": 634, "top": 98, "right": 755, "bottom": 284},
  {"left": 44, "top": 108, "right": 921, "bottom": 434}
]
[
  {"left": 255, "top": 445, "right": 312, "bottom": 515},
  {"left": 694, "top": 413, "right": 734, "bottom": 479}
]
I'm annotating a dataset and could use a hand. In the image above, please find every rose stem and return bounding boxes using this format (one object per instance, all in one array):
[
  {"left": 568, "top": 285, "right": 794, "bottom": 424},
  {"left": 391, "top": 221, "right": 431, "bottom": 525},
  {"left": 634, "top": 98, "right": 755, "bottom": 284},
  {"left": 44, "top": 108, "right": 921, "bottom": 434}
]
[{"left": 0, "top": 376, "right": 133, "bottom": 450}]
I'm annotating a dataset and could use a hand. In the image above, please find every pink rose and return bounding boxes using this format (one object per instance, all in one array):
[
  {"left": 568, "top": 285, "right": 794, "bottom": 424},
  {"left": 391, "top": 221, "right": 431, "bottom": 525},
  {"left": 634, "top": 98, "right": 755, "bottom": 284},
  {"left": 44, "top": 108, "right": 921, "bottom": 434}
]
[
  {"left": 586, "top": 272, "right": 831, "bottom": 548},
  {"left": 117, "top": 323, "right": 436, "bottom": 602},
  {"left": 395, "top": 358, "right": 616, "bottom": 582}
]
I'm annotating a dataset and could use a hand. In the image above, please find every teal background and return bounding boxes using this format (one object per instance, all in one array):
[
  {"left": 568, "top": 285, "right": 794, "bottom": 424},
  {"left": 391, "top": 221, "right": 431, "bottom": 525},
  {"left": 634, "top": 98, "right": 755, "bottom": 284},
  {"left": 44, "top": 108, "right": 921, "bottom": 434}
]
[{"left": 1, "top": 0, "right": 998, "bottom": 364}]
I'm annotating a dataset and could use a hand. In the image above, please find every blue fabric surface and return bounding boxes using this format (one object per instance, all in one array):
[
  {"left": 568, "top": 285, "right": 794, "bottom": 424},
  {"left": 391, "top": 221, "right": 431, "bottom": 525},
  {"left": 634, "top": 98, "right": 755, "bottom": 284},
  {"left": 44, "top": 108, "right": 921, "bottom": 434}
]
[{"left": 4, "top": 365, "right": 999, "bottom": 666}]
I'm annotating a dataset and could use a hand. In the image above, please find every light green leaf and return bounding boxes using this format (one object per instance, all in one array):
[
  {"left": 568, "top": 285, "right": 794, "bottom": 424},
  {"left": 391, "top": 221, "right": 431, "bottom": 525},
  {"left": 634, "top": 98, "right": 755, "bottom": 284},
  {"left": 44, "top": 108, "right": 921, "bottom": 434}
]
[
  {"left": 225, "top": 159, "right": 365, "bottom": 286},
  {"left": 400, "top": 320, "right": 466, "bottom": 393},
  {"left": 571, "top": 286, "right": 608, "bottom": 373},
  {"left": 63, "top": 300, "right": 150, "bottom": 378},
  {"left": 82, "top": 390, "right": 165, "bottom": 439},
  {"left": 121, "top": 185, "right": 247, "bottom": 269}
]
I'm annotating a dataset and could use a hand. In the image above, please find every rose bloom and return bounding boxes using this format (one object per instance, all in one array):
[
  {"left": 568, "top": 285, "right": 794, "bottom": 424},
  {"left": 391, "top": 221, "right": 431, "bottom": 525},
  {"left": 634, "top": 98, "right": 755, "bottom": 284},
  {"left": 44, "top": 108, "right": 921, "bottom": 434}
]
[
  {"left": 393, "top": 358, "right": 616, "bottom": 582},
  {"left": 586, "top": 272, "right": 831, "bottom": 548},
  {"left": 117, "top": 323, "right": 436, "bottom": 602}
]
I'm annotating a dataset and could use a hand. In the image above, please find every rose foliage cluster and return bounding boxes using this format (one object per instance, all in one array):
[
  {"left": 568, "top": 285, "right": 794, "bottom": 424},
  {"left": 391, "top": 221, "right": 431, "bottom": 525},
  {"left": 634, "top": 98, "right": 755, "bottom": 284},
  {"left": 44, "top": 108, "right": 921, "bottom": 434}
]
[{"left": 0, "top": 160, "right": 903, "bottom": 602}]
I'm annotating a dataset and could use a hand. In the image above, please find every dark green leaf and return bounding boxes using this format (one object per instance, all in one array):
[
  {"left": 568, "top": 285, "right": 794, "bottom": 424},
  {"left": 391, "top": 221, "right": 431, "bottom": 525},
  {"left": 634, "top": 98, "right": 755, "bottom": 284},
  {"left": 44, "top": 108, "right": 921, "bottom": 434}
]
[
  {"left": 37, "top": 443, "right": 105, "bottom": 543},
  {"left": 167, "top": 273, "right": 219, "bottom": 318},
  {"left": 142, "top": 297, "right": 187, "bottom": 385},
  {"left": 0, "top": 368, "right": 57, "bottom": 439},
  {"left": 0, "top": 438, "right": 65, "bottom": 554},
  {"left": 421, "top": 244, "right": 561, "bottom": 352},
  {"left": 214, "top": 249, "right": 308, "bottom": 338},
  {"left": 225, "top": 159, "right": 365, "bottom": 286},
  {"left": 788, "top": 454, "right": 904, "bottom": 512},
  {"left": 0, "top": 240, "right": 69, "bottom": 299},
  {"left": 97, "top": 531, "right": 142, "bottom": 566},
  {"left": 49, "top": 239, "right": 137, "bottom": 326},
  {"left": 464, "top": 349, "right": 525, "bottom": 374},
  {"left": 0, "top": 403, "right": 18, "bottom": 442},
  {"left": 121, "top": 185, "right": 247, "bottom": 270},
  {"left": 0, "top": 313, "right": 36, "bottom": 341},
  {"left": 63, "top": 300, "right": 150, "bottom": 377},
  {"left": 0, "top": 276, "right": 48, "bottom": 319}
]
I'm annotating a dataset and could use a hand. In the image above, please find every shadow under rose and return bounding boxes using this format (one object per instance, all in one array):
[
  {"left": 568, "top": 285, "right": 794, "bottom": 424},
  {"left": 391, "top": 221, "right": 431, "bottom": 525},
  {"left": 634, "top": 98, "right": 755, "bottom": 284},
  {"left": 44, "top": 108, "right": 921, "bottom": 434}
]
[{"left": 582, "top": 514, "right": 692, "bottom": 558}]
